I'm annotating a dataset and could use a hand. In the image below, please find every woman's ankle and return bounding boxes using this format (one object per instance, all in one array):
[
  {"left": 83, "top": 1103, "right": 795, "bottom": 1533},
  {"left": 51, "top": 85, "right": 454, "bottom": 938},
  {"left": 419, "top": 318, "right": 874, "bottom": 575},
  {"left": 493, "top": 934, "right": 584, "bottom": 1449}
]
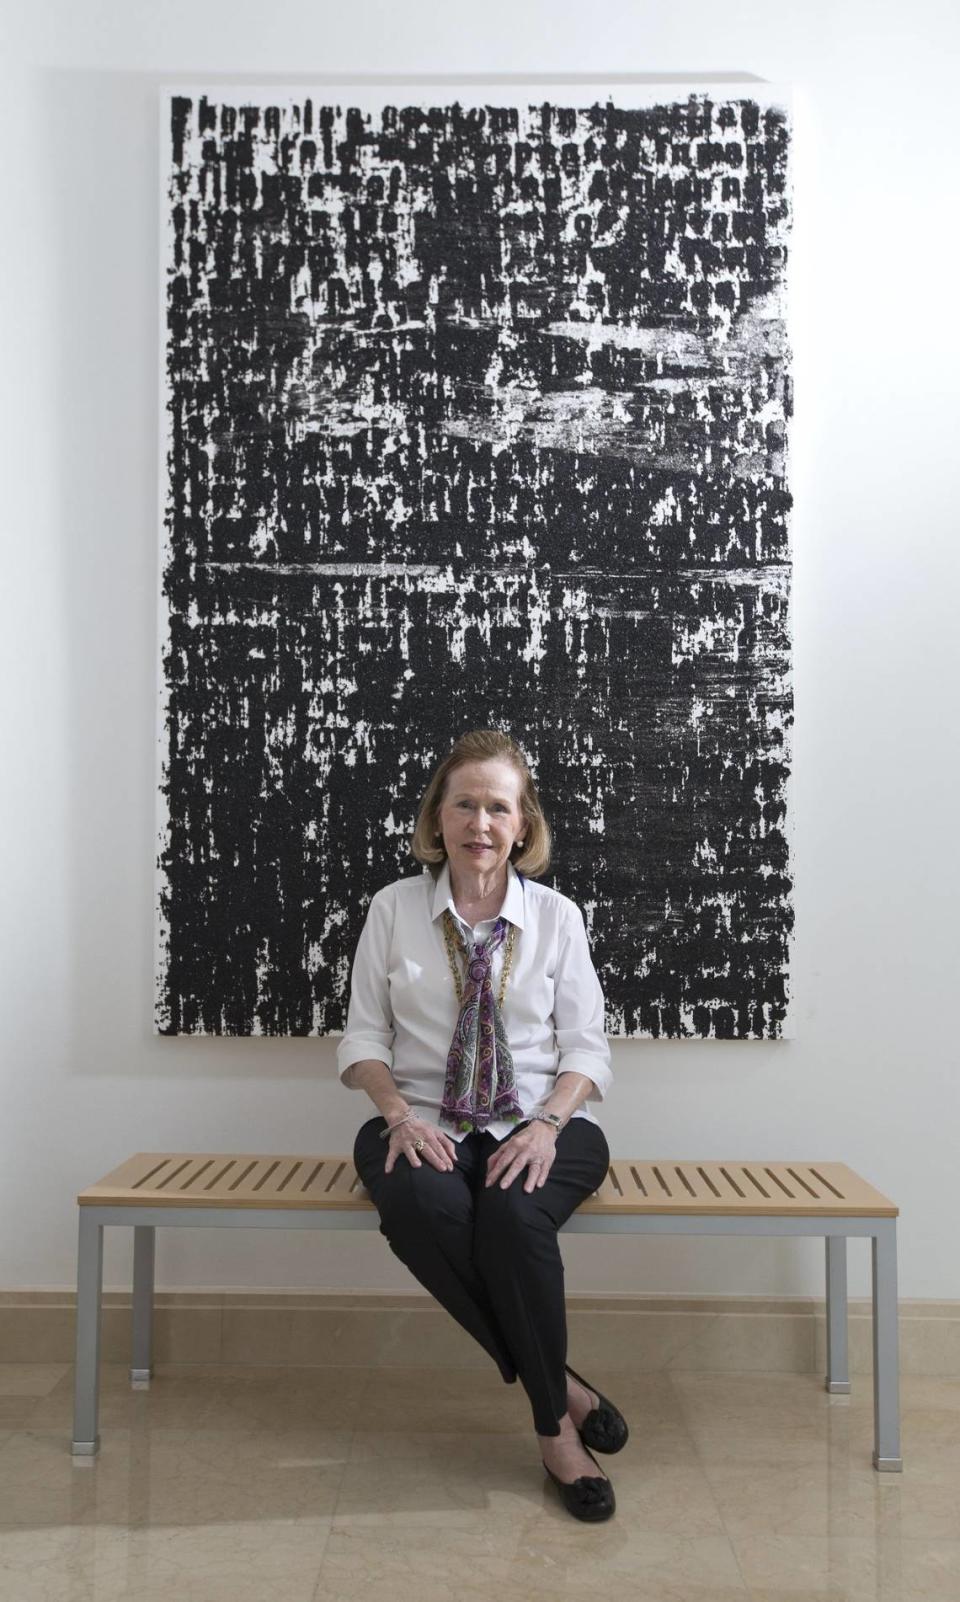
[{"left": 537, "top": 1411, "right": 576, "bottom": 1441}]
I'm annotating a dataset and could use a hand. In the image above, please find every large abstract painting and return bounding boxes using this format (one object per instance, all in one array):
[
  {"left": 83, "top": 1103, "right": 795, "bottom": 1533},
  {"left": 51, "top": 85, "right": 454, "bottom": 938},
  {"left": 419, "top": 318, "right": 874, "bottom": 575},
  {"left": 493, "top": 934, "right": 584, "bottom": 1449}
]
[{"left": 156, "top": 82, "right": 793, "bottom": 1039}]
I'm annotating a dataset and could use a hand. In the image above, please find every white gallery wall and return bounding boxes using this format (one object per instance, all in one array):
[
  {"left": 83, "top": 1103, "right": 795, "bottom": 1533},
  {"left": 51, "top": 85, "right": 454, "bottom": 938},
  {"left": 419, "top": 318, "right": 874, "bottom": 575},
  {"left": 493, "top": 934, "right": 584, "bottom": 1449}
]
[{"left": 2, "top": 0, "right": 958, "bottom": 1300}]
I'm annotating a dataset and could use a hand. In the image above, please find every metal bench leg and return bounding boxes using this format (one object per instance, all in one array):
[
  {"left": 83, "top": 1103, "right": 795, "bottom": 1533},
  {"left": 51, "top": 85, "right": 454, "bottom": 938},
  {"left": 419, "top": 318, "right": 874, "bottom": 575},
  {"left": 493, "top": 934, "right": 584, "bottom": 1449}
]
[
  {"left": 825, "top": 1235, "right": 850, "bottom": 1393},
  {"left": 72, "top": 1210, "right": 103, "bottom": 1456},
  {"left": 872, "top": 1220, "right": 902, "bottom": 1471},
  {"left": 130, "top": 1226, "right": 155, "bottom": 1384}
]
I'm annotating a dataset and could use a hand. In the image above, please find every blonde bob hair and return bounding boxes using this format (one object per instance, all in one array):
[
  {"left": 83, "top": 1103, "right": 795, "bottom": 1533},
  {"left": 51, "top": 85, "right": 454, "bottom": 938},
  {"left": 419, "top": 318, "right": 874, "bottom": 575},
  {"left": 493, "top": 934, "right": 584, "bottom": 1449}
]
[{"left": 411, "top": 729, "right": 552, "bottom": 879}]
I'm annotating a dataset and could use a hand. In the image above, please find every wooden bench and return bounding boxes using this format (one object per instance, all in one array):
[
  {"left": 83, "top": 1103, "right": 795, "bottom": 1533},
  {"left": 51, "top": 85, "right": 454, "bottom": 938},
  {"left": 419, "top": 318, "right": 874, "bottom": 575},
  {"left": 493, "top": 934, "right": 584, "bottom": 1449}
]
[{"left": 73, "top": 1154, "right": 901, "bottom": 1470}]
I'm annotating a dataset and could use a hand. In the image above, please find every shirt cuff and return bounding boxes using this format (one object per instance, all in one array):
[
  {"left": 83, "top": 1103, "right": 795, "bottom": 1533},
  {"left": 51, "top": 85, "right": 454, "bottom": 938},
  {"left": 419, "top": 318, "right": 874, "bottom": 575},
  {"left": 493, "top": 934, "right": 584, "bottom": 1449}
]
[
  {"left": 336, "top": 1040, "right": 394, "bottom": 1079},
  {"left": 556, "top": 1054, "right": 613, "bottom": 1100}
]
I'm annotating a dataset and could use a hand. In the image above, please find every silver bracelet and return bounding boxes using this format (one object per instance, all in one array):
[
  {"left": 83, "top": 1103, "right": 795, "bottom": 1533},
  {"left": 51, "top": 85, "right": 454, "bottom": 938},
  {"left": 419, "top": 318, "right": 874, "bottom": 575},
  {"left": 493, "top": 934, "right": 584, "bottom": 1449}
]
[
  {"left": 379, "top": 1110, "right": 413, "bottom": 1141},
  {"left": 530, "top": 1110, "right": 564, "bottom": 1134}
]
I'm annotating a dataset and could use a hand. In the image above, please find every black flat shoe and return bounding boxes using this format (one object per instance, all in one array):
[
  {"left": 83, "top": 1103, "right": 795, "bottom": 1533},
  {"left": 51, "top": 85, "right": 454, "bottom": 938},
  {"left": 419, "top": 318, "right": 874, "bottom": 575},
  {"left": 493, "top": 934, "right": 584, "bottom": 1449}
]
[
  {"left": 542, "top": 1441, "right": 616, "bottom": 1522},
  {"left": 565, "top": 1362, "right": 630, "bottom": 1455}
]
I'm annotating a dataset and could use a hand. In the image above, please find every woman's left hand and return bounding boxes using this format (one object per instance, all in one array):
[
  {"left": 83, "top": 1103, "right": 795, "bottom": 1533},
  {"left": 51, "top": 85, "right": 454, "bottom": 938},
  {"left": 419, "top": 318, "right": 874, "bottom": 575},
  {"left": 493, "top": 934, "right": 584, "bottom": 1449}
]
[{"left": 485, "top": 1120, "right": 559, "bottom": 1193}]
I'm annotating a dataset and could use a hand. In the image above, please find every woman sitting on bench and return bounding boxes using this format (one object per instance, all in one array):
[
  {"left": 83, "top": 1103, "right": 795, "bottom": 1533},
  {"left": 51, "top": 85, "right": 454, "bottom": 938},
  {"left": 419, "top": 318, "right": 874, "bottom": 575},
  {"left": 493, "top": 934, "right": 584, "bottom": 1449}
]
[{"left": 339, "top": 727, "right": 627, "bottom": 1521}]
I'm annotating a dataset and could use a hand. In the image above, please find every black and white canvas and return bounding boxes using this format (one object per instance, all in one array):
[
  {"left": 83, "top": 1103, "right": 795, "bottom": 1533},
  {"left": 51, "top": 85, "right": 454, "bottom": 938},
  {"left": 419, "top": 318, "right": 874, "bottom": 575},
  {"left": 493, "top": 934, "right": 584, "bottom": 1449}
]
[{"left": 156, "top": 82, "right": 793, "bottom": 1039}]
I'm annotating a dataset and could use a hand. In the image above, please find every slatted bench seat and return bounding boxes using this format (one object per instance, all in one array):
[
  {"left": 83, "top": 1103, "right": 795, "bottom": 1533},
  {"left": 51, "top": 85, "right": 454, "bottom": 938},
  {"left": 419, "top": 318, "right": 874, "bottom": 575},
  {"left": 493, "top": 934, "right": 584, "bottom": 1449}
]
[{"left": 73, "top": 1154, "right": 901, "bottom": 1471}]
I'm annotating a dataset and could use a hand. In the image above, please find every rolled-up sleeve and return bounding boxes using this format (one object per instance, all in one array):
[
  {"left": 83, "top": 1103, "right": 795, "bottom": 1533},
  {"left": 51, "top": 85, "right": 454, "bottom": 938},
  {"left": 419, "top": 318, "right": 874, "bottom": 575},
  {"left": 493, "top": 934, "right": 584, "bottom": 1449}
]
[
  {"left": 552, "top": 901, "right": 612, "bottom": 1100},
  {"left": 336, "top": 890, "right": 396, "bottom": 1079}
]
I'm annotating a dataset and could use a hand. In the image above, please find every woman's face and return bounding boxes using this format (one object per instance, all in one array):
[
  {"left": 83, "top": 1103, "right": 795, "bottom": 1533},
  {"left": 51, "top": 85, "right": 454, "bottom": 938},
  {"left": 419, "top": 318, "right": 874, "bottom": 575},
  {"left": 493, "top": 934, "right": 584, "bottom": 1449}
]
[{"left": 436, "top": 759, "right": 526, "bottom": 881}]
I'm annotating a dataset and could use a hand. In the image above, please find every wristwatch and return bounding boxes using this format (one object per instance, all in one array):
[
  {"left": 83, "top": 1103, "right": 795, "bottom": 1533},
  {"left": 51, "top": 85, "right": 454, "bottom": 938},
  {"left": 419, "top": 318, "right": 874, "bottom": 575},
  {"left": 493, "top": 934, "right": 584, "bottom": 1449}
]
[{"left": 530, "top": 1110, "right": 564, "bottom": 1134}]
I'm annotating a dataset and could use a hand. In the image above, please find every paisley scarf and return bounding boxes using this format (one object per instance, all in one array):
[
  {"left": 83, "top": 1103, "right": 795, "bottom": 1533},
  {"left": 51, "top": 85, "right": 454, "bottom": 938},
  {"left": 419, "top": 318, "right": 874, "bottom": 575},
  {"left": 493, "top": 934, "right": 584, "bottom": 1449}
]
[{"left": 439, "top": 914, "right": 524, "bottom": 1134}]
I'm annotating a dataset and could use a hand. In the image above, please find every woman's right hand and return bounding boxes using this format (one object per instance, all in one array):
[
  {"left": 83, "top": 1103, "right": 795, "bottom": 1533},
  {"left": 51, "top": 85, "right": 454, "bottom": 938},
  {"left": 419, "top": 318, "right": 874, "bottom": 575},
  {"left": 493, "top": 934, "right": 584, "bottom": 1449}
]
[{"left": 384, "top": 1114, "right": 458, "bottom": 1174}]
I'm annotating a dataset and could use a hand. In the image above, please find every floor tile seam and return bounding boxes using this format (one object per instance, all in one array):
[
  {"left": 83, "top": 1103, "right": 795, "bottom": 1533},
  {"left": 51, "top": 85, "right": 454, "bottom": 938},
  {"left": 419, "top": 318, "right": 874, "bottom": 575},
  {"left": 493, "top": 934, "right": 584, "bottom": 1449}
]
[
  {"left": 729, "top": 1533, "right": 960, "bottom": 1555},
  {"left": 319, "top": 1361, "right": 375, "bottom": 1435},
  {"left": 344, "top": 1434, "right": 532, "bottom": 1470},
  {"left": 324, "top": 1502, "right": 558, "bottom": 1540},
  {"left": 647, "top": 1390, "right": 750, "bottom": 1555},
  {"left": 704, "top": 1471, "right": 960, "bottom": 1547},
  {"left": 310, "top": 1569, "right": 330, "bottom": 1602},
  {"left": 686, "top": 1412, "right": 879, "bottom": 1446},
  {"left": 663, "top": 1372, "right": 822, "bottom": 1417},
  {"left": 691, "top": 1450, "right": 764, "bottom": 1598},
  {"left": 666, "top": 1387, "right": 854, "bottom": 1431},
  {"left": 653, "top": 1306, "right": 729, "bottom": 1374},
  {"left": 671, "top": 1373, "right": 833, "bottom": 1545},
  {"left": 328, "top": 1419, "right": 379, "bottom": 1523},
  {"left": 692, "top": 1461, "right": 865, "bottom": 1518},
  {"left": 287, "top": 1505, "right": 337, "bottom": 1581},
  {"left": 0, "top": 1426, "right": 50, "bottom": 1463},
  {"left": 663, "top": 1370, "right": 722, "bottom": 1461}
]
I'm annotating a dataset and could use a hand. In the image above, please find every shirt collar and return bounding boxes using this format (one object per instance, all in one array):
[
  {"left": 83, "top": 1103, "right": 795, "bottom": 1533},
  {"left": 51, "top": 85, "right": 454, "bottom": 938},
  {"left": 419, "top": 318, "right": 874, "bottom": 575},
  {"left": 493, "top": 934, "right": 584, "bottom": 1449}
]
[{"left": 430, "top": 858, "right": 526, "bottom": 931}]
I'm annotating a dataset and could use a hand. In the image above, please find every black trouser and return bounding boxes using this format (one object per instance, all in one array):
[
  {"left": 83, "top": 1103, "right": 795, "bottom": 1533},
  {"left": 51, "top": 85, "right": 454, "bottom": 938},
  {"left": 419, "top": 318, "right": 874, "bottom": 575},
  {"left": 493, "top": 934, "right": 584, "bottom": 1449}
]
[{"left": 353, "top": 1114, "right": 610, "bottom": 1435}]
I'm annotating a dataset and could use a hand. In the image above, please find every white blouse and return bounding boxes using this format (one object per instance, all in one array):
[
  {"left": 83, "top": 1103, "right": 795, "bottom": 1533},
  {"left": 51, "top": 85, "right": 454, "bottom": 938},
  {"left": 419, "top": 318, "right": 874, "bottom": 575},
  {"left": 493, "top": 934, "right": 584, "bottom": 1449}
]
[{"left": 337, "top": 860, "right": 612, "bottom": 1141}]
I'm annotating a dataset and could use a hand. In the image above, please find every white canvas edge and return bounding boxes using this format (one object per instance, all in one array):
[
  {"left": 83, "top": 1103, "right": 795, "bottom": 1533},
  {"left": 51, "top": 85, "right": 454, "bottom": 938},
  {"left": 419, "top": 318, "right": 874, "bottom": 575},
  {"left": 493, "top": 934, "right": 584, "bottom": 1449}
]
[
  {"left": 157, "top": 79, "right": 791, "bottom": 114},
  {"left": 154, "top": 87, "right": 174, "bottom": 1035}
]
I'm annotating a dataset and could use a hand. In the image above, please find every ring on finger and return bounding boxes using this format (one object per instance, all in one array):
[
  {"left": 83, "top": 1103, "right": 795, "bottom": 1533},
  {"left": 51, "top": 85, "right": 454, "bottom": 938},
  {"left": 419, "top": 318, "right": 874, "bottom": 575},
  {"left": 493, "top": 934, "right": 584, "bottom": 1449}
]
[{"left": 413, "top": 1138, "right": 425, "bottom": 1153}]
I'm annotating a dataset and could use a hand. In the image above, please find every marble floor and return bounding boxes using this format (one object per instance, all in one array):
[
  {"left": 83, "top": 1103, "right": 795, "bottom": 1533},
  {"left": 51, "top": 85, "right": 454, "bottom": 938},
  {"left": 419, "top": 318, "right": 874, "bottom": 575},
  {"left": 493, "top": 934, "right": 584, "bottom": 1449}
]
[{"left": 0, "top": 1363, "right": 958, "bottom": 1600}]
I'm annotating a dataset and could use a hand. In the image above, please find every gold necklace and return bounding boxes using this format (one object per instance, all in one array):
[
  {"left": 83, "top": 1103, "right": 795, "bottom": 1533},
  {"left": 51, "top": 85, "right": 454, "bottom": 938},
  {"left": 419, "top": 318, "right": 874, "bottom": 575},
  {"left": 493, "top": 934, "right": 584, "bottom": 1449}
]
[{"left": 442, "top": 909, "right": 517, "bottom": 1010}]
